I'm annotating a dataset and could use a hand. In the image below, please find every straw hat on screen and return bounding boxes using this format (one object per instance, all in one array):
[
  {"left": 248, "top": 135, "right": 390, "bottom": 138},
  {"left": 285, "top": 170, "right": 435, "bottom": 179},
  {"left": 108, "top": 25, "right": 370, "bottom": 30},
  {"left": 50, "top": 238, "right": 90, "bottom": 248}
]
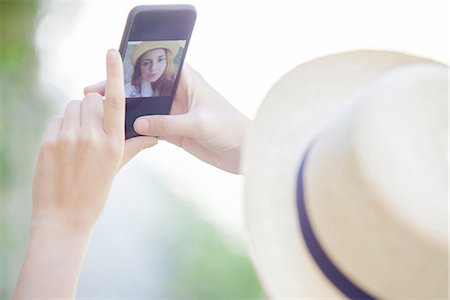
[
  {"left": 242, "top": 50, "right": 448, "bottom": 299},
  {"left": 131, "top": 41, "right": 182, "bottom": 66}
]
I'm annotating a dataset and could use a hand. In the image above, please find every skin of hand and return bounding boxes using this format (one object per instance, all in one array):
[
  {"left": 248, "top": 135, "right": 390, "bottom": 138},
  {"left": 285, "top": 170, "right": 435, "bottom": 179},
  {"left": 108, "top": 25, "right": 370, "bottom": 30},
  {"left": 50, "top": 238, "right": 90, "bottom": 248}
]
[
  {"left": 13, "top": 50, "right": 157, "bottom": 299},
  {"left": 84, "top": 64, "right": 252, "bottom": 174}
]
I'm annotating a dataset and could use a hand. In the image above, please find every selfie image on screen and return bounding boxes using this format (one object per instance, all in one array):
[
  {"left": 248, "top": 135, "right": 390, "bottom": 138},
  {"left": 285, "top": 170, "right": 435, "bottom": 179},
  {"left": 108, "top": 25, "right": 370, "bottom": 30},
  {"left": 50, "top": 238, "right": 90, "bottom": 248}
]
[{"left": 124, "top": 40, "right": 186, "bottom": 98}]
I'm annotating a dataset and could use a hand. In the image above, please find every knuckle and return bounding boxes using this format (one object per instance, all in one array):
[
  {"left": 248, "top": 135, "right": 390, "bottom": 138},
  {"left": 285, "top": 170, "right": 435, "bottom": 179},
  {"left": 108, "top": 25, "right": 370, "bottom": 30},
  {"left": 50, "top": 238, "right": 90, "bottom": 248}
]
[
  {"left": 83, "top": 95, "right": 103, "bottom": 106},
  {"left": 79, "top": 129, "right": 95, "bottom": 146},
  {"left": 64, "top": 100, "right": 81, "bottom": 117},
  {"left": 84, "top": 92, "right": 103, "bottom": 100},
  {"left": 152, "top": 116, "right": 171, "bottom": 136},
  {"left": 80, "top": 129, "right": 108, "bottom": 151},
  {"left": 59, "top": 133, "right": 77, "bottom": 149},
  {"left": 104, "top": 138, "right": 123, "bottom": 158},
  {"left": 106, "top": 96, "right": 123, "bottom": 110},
  {"left": 49, "top": 116, "right": 63, "bottom": 124},
  {"left": 195, "top": 110, "right": 212, "bottom": 134},
  {"left": 83, "top": 94, "right": 104, "bottom": 109},
  {"left": 159, "top": 118, "right": 173, "bottom": 135},
  {"left": 66, "top": 99, "right": 81, "bottom": 109},
  {"left": 79, "top": 129, "right": 121, "bottom": 158},
  {"left": 83, "top": 93, "right": 104, "bottom": 108},
  {"left": 40, "top": 137, "right": 58, "bottom": 153},
  {"left": 40, "top": 117, "right": 63, "bottom": 153},
  {"left": 82, "top": 94, "right": 104, "bottom": 113}
]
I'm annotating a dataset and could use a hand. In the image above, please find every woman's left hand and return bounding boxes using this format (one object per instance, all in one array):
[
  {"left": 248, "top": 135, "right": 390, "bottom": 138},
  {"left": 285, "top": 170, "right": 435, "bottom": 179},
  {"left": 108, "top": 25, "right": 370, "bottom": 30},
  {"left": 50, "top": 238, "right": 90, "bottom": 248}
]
[
  {"left": 13, "top": 50, "right": 157, "bottom": 299},
  {"left": 31, "top": 49, "right": 157, "bottom": 231}
]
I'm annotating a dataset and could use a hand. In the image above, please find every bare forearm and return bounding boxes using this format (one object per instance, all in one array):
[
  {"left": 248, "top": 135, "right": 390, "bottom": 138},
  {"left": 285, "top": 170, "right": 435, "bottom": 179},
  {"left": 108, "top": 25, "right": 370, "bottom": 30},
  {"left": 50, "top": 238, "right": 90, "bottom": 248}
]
[
  {"left": 14, "top": 50, "right": 128, "bottom": 299},
  {"left": 13, "top": 223, "right": 92, "bottom": 299}
]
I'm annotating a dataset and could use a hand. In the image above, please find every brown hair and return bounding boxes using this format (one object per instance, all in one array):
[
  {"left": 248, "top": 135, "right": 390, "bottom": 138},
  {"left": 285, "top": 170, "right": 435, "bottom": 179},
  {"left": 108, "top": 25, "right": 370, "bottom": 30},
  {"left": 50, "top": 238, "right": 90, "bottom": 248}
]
[{"left": 131, "top": 48, "right": 176, "bottom": 96}]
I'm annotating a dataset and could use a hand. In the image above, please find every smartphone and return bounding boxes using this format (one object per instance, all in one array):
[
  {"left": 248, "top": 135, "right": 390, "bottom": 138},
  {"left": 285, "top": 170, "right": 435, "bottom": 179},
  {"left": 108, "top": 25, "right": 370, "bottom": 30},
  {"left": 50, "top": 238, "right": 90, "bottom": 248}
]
[{"left": 119, "top": 5, "right": 196, "bottom": 139}]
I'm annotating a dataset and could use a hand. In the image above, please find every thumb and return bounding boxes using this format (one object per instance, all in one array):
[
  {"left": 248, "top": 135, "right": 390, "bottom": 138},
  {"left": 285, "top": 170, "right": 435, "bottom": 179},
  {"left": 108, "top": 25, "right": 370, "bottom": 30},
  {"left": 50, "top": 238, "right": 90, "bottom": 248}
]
[
  {"left": 134, "top": 114, "right": 198, "bottom": 139},
  {"left": 84, "top": 81, "right": 106, "bottom": 96},
  {"left": 120, "top": 136, "right": 158, "bottom": 169}
]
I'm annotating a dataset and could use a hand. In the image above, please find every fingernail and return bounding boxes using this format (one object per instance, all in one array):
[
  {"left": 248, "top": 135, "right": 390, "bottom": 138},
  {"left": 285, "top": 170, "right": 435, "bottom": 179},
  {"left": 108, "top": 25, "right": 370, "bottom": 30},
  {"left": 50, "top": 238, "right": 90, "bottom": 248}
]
[{"left": 134, "top": 119, "right": 149, "bottom": 133}]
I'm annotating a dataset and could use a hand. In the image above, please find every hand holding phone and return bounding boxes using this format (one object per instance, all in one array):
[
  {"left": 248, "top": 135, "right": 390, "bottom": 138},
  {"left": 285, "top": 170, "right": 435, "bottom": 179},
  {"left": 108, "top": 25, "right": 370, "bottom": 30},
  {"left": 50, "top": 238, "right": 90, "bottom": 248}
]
[
  {"left": 119, "top": 5, "right": 196, "bottom": 139},
  {"left": 133, "top": 65, "right": 253, "bottom": 174}
]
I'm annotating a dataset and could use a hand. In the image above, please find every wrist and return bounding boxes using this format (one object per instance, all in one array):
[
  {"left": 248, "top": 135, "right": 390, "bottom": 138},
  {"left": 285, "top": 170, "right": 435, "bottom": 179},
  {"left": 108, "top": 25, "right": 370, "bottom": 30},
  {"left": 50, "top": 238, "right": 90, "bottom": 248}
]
[
  {"left": 30, "top": 216, "right": 94, "bottom": 240},
  {"left": 16, "top": 216, "right": 93, "bottom": 299}
]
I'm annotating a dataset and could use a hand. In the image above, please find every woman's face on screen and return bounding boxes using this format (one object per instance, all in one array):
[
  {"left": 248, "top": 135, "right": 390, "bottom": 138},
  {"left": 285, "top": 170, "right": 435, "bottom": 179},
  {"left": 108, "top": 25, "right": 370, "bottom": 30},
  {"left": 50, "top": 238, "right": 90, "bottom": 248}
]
[{"left": 139, "top": 48, "right": 167, "bottom": 83}]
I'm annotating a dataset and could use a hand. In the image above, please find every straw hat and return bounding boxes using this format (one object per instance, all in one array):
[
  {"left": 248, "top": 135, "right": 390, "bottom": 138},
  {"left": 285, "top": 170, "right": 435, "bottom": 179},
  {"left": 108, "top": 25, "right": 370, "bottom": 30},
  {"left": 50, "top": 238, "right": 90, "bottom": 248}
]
[
  {"left": 242, "top": 50, "right": 448, "bottom": 299},
  {"left": 130, "top": 41, "right": 181, "bottom": 66}
]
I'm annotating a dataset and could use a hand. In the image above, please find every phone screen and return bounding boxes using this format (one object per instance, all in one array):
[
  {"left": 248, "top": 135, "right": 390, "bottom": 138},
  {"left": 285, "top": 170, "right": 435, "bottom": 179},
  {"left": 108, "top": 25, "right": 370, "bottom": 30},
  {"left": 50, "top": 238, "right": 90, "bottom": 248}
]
[
  {"left": 123, "top": 40, "right": 186, "bottom": 98},
  {"left": 120, "top": 6, "right": 196, "bottom": 139}
]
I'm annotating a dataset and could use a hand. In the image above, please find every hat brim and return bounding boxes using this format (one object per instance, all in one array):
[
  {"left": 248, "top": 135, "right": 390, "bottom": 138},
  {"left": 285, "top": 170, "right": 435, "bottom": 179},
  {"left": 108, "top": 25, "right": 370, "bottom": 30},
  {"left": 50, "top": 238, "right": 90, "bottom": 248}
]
[{"left": 242, "top": 50, "right": 437, "bottom": 298}]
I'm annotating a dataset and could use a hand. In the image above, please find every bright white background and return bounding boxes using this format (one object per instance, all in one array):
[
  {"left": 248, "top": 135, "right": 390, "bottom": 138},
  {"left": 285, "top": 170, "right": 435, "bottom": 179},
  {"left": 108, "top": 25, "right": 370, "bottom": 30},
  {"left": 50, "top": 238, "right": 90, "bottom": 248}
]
[{"left": 35, "top": 0, "right": 449, "bottom": 241}]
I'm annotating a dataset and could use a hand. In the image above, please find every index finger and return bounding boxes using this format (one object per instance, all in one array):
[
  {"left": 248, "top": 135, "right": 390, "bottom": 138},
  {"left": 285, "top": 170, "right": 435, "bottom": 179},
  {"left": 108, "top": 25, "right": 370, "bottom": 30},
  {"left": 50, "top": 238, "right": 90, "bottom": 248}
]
[{"left": 104, "top": 49, "right": 125, "bottom": 137}]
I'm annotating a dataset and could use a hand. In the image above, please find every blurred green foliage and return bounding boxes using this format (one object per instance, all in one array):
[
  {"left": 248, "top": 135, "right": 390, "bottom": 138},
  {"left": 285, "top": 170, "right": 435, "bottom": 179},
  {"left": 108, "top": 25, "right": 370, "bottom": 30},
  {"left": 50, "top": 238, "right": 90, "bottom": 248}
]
[
  {"left": 0, "top": 0, "right": 48, "bottom": 190},
  {"left": 164, "top": 192, "right": 264, "bottom": 299},
  {"left": 0, "top": 0, "right": 51, "bottom": 297}
]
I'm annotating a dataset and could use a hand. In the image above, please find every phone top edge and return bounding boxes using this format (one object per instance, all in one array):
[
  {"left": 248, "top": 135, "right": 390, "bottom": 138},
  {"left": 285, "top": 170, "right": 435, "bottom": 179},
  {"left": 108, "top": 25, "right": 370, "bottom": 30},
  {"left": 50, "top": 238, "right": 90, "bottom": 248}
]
[
  {"left": 129, "top": 4, "right": 196, "bottom": 15},
  {"left": 120, "top": 5, "right": 196, "bottom": 56}
]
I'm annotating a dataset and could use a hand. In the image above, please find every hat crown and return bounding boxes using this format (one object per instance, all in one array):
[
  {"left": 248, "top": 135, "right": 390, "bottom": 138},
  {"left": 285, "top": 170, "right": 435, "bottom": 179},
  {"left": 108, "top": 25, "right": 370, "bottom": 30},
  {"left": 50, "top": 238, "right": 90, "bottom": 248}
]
[
  {"left": 353, "top": 64, "right": 447, "bottom": 244},
  {"left": 305, "top": 63, "right": 448, "bottom": 297}
]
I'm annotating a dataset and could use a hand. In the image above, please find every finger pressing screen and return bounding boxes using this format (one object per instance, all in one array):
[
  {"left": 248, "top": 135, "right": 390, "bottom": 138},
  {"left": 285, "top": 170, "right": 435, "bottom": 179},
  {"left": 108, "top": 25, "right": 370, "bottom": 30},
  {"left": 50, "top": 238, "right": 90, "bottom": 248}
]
[{"left": 104, "top": 49, "right": 125, "bottom": 138}]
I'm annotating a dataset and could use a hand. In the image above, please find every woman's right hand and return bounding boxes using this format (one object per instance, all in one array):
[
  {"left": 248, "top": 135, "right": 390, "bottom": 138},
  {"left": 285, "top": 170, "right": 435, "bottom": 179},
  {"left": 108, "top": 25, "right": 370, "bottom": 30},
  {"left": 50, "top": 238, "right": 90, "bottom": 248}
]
[{"left": 84, "top": 65, "right": 252, "bottom": 174}]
